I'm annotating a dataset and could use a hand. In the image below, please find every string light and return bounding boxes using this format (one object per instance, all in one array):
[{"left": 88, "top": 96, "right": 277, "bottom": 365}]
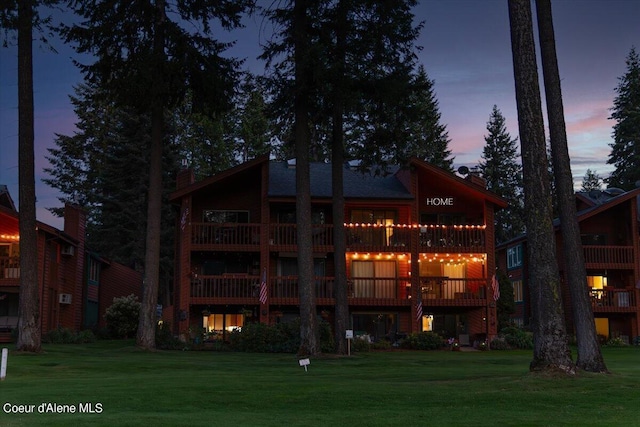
[{"left": 0, "top": 234, "right": 20, "bottom": 240}]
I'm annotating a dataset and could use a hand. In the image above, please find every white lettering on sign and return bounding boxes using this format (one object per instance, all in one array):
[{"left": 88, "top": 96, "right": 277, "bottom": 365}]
[{"left": 425, "top": 197, "right": 454, "bottom": 206}]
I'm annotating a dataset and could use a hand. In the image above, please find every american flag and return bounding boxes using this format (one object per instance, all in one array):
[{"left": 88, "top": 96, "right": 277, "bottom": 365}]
[
  {"left": 491, "top": 274, "right": 500, "bottom": 301},
  {"left": 416, "top": 300, "right": 423, "bottom": 323},
  {"left": 259, "top": 268, "right": 268, "bottom": 305}
]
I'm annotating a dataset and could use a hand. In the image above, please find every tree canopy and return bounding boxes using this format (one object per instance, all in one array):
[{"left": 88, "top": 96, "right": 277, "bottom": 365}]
[{"left": 607, "top": 46, "right": 640, "bottom": 191}]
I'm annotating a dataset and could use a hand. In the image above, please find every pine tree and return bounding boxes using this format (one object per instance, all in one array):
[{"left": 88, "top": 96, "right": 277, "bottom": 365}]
[
  {"left": 61, "top": 0, "right": 252, "bottom": 348},
  {"left": 581, "top": 169, "right": 602, "bottom": 192},
  {"left": 607, "top": 46, "right": 640, "bottom": 191},
  {"left": 508, "top": 0, "right": 574, "bottom": 374},
  {"left": 478, "top": 105, "right": 524, "bottom": 243},
  {"left": 399, "top": 66, "right": 454, "bottom": 171}
]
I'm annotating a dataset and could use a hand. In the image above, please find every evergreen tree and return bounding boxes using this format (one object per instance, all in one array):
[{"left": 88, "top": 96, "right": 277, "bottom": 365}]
[
  {"left": 508, "top": 0, "right": 574, "bottom": 374},
  {"left": 1, "top": 0, "right": 61, "bottom": 353},
  {"left": 581, "top": 169, "right": 602, "bottom": 192},
  {"left": 478, "top": 105, "right": 524, "bottom": 243},
  {"left": 61, "top": 0, "right": 252, "bottom": 348},
  {"left": 537, "top": 0, "right": 606, "bottom": 373},
  {"left": 607, "top": 46, "right": 640, "bottom": 191},
  {"left": 235, "top": 75, "right": 273, "bottom": 163},
  {"left": 397, "top": 66, "right": 454, "bottom": 171}
]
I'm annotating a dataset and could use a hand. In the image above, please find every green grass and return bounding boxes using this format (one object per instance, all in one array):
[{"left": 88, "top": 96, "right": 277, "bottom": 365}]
[{"left": 0, "top": 341, "right": 638, "bottom": 426}]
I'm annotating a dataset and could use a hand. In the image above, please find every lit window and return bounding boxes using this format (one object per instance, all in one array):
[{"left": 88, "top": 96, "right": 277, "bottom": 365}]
[{"left": 512, "top": 280, "right": 523, "bottom": 302}]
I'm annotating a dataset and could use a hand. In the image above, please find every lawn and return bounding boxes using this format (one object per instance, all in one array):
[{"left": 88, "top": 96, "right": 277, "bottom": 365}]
[{"left": 0, "top": 341, "right": 638, "bottom": 426}]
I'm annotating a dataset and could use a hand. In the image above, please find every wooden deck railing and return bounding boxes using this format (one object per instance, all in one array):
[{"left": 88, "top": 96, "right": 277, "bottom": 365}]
[
  {"left": 188, "top": 223, "right": 489, "bottom": 253},
  {"left": 191, "top": 223, "right": 261, "bottom": 246},
  {"left": 591, "top": 288, "right": 636, "bottom": 308},
  {"left": 583, "top": 245, "right": 635, "bottom": 267},
  {"left": 190, "top": 274, "right": 488, "bottom": 301},
  {"left": 0, "top": 256, "right": 20, "bottom": 279}
]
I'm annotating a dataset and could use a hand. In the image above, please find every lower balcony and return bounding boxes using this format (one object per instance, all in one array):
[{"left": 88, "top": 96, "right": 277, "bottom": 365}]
[
  {"left": 591, "top": 287, "right": 637, "bottom": 312},
  {"left": 190, "top": 275, "right": 489, "bottom": 307}
]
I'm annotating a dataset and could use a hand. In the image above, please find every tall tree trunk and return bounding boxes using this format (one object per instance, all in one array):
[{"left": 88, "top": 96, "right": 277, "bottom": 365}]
[
  {"left": 535, "top": 0, "right": 607, "bottom": 373},
  {"left": 508, "top": 0, "right": 574, "bottom": 374},
  {"left": 294, "top": 0, "right": 319, "bottom": 356},
  {"left": 16, "top": 0, "right": 41, "bottom": 353},
  {"left": 137, "top": 0, "right": 166, "bottom": 350},
  {"left": 332, "top": 0, "right": 348, "bottom": 355}
]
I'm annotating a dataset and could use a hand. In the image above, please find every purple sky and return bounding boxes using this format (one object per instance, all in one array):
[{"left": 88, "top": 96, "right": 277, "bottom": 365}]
[{"left": 1, "top": 0, "right": 639, "bottom": 230}]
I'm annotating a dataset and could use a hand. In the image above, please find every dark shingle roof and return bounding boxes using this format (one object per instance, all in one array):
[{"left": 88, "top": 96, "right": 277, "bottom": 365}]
[{"left": 268, "top": 161, "right": 412, "bottom": 199}]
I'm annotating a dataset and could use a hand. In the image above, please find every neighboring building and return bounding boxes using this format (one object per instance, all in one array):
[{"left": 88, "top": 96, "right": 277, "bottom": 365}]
[
  {"left": 167, "top": 156, "right": 507, "bottom": 345},
  {"left": 0, "top": 185, "right": 142, "bottom": 342},
  {"left": 497, "top": 187, "right": 640, "bottom": 342}
]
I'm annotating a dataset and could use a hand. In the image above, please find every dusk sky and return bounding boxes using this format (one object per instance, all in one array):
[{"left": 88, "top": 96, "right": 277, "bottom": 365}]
[{"left": 1, "top": 0, "right": 638, "bottom": 230}]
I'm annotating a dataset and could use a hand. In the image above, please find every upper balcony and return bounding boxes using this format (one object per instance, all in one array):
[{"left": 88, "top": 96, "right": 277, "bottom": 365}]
[
  {"left": 583, "top": 245, "right": 635, "bottom": 269},
  {"left": 0, "top": 256, "right": 20, "bottom": 285},
  {"left": 189, "top": 222, "right": 487, "bottom": 254}
]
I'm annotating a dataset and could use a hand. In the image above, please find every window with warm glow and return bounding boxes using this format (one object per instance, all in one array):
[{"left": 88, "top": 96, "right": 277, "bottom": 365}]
[
  {"left": 512, "top": 280, "right": 523, "bottom": 302},
  {"left": 420, "top": 314, "right": 434, "bottom": 332},
  {"left": 202, "top": 313, "right": 244, "bottom": 333}
]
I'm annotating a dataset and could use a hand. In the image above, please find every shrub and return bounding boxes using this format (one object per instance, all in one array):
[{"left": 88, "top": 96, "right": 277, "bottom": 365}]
[
  {"left": 400, "top": 331, "right": 444, "bottom": 351},
  {"left": 156, "top": 322, "right": 184, "bottom": 350},
  {"left": 42, "top": 328, "right": 96, "bottom": 344},
  {"left": 371, "top": 339, "right": 392, "bottom": 350},
  {"left": 228, "top": 319, "right": 335, "bottom": 353},
  {"left": 606, "top": 336, "right": 628, "bottom": 347},
  {"left": 351, "top": 336, "right": 371, "bottom": 352},
  {"left": 489, "top": 337, "right": 510, "bottom": 350},
  {"left": 104, "top": 294, "right": 141, "bottom": 339},
  {"left": 499, "top": 326, "right": 533, "bottom": 349}
]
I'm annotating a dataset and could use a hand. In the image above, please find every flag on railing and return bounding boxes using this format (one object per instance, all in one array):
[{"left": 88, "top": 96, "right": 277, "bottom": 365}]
[
  {"left": 259, "top": 268, "right": 268, "bottom": 305},
  {"left": 491, "top": 274, "right": 500, "bottom": 301},
  {"left": 416, "top": 300, "right": 423, "bottom": 323}
]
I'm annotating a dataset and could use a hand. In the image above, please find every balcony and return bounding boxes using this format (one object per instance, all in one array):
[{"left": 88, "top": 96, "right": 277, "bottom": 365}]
[
  {"left": 191, "top": 223, "right": 261, "bottom": 250},
  {"left": 188, "top": 223, "right": 488, "bottom": 254},
  {"left": 591, "top": 287, "right": 637, "bottom": 311},
  {"left": 0, "top": 256, "right": 20, "bottom": 283},
  {"left": 189, "top": 275, "right": 488, "bottom": 307},
  {"left": 583, "top": 245, "right": 635, "bottom": 269}
]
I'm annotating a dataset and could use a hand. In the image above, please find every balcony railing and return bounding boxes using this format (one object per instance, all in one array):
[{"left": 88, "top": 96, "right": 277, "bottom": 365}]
[
  {"left": 190, "top": 274, "right": 488, "bottom": 302},
  {"left": 583, "top": 245, "right": 635, "bottom": 268},
  {"left": 191, "top": 274, "right": 260, "bottom": 298},
  {"left": 188, "top": 223, "right": 488, "bottom": 253},
  {"left": 191, "top": 223, "right": 261, "bottom": 246},
  {"left": 591, "top": 288, "right": 636, "bottom": 308},
  {"left": 269, "top": 224, "right": 333, "bottom": 247},
  {"left": 418, "top": 277, "right": 487, "bottom": 300},
  {"left": 0, "top": 256, "right": 20, "bottom": 280}
]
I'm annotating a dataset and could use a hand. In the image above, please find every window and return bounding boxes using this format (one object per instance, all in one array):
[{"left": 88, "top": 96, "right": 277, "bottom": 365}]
[
  {"left": 87, "top": 257, "right": 100, "bottom": 283},
  {"left": 420, "top": 213, "right": 466, "bottom": 225},
  {"left": 581, "top": 234, "right": 606, "bottom": 245},
  {"left": 202, "top": 313, "right": 244, "bottom": 334},
  {"left": 277, "top": 208, "right": 325, "bottom": 224},
  {"left": 203, "top": 210, "right": 249, "bottom": 223},
  {"left": 512, "top": 280, "right": 523, "bottom": 302},
  {"left": 351, "top": 209, "right": 396, "bottom": 225},
  {"left": 507, "top": 245, "right": 523, "bottom": 269},
  {"left": 351, "top": 260, "right": 396, "bottom": 298}
]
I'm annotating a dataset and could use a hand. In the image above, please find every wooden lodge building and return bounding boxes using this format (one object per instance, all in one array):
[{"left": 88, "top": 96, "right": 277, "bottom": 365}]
[
  {"left": 0, "top": 185, "right": 142, "bottom": 342},
  {"left": 168, "top": 156, "right": 507, "bottom": 344},
  {"left": 497, "top": 187, "right": 640, "bottom": 343}
]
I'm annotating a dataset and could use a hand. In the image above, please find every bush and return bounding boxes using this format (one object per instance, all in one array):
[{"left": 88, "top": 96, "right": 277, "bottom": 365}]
[
  {"left": 489, "top": 337, "right": 510, "bottom": 350},
  {"left": 605, "top": 336, "right": 628, "bottom": 347},
  {"left": 400, "top": 331, "right": 444, "bottom": 351},
  {"left": 371, "top": 339, "right": 392, "bottom": 350},
  {"left": 156, "top": 322, "right": 185, "bottom": 350},
  {"left": 228, "top": 319, "right": 335, "bottom": 353},
  {"left": 499, "top": 326, "right": 533, "bottom": 349},
  {"left": 351, "top": 337, "right": 371, "bottom": 352},
  {"left": 104, "top": 294, "right": 141, "bottom": 339},
  {"left": 42, "top": 328, "right": 96, "bottom": 344}
]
